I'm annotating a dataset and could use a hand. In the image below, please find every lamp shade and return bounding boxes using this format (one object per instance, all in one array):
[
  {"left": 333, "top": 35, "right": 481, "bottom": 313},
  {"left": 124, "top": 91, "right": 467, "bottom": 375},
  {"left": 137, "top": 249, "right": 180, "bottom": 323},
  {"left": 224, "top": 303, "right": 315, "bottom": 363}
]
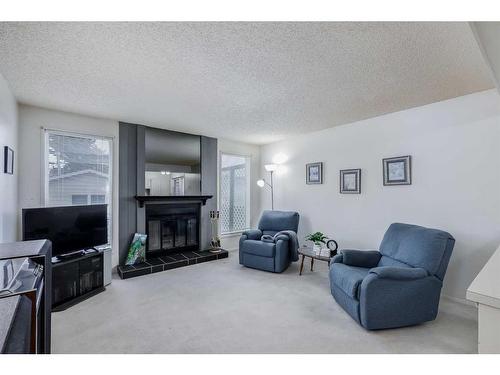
[
  {"left": 257, "top": 179, "right": 265, "bottom": 187},
  {"left": 264, "top": 164, "right": 278, "bottom": 172}
]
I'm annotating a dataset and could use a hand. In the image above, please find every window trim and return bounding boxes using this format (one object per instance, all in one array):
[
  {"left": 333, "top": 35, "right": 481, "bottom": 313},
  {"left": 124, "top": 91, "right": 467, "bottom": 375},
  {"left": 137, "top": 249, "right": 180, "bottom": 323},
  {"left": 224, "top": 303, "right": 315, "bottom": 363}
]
[{"left": 219, "top": 151, "right": 251, "bottom": 235}]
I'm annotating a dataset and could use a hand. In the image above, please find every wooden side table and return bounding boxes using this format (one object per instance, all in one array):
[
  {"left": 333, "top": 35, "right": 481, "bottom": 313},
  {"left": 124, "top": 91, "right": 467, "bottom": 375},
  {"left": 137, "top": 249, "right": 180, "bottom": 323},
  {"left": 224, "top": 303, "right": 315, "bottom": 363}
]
[{"left": 297, "top": 245, "right": 335, "bottom": 275}]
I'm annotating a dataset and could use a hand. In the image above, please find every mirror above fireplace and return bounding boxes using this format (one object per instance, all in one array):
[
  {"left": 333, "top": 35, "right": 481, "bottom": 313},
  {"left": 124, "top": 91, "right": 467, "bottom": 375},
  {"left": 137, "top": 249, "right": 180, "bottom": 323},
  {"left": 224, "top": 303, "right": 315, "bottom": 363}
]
[{"left": 144, "top": 128, "right": 201, "bottom": 196}]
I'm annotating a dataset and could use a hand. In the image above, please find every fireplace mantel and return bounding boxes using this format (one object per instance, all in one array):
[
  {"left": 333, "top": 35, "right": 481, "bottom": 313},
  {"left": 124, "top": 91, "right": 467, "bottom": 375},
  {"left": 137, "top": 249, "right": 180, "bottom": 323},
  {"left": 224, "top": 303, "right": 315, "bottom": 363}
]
[{"left": 134, "top": 195, "right": 213, "bottom": 208}]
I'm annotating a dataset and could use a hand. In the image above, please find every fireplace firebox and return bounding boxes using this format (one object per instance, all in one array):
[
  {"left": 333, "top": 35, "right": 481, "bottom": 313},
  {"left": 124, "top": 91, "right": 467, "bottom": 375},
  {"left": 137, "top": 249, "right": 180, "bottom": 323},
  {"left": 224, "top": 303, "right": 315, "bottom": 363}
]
[{"left": 145, "top": 203, "right": 200, "bottom": 256}]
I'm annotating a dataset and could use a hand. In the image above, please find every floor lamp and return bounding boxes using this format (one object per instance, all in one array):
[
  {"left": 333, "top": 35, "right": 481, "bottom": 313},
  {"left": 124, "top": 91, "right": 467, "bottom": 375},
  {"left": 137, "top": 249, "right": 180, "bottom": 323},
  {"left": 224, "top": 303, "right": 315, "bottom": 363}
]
[{"left": 257, "top": 164, "right": 277, "bottom": 210}]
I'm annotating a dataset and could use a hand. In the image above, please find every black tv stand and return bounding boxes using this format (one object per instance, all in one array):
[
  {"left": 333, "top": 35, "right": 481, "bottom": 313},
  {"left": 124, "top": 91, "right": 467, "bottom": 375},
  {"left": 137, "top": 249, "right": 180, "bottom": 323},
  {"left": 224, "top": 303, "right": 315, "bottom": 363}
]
[
  {"left": 51, "top": 250, "right": 105, "bottom": 312},
  {"left": 56, "top": 250, "right": 86, "bottom": 260}
]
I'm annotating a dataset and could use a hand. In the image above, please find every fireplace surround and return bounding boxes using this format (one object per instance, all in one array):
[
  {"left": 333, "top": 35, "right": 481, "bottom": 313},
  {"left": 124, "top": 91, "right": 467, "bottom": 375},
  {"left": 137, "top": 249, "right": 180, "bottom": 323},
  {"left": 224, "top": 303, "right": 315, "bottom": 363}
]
[{"left": 118, "top": 123, "right": 225, "bottom": 279}]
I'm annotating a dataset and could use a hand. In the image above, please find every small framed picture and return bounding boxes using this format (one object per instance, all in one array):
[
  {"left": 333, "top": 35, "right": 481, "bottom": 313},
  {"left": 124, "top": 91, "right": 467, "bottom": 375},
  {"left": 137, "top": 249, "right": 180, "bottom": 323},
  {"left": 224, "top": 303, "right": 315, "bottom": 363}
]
[
  {"left": 306, "top": 162, "right": 323, "bottom": 184},
  {"left": 383, "top": 155, "right": 411, "bottom": 185},
  {"left": 340, "top": 169, "right": 361, "bottom": 194},
  {"left": 3, "top": 146, "right": 14, "bottom": 175}
]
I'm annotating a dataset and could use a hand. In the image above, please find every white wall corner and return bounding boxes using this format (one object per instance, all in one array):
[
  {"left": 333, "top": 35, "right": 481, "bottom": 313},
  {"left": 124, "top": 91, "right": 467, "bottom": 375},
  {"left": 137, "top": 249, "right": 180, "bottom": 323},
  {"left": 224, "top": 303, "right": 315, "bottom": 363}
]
[{"left": 470, "top": 22, "right": 500, "bottom": 94}]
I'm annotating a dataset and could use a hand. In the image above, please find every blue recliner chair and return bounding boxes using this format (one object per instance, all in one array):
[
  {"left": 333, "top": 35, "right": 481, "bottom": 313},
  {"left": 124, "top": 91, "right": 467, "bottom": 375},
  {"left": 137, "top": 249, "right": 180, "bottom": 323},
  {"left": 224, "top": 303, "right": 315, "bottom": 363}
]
[
  {"left": 239, "top": 210, "right": 300, "bottom": 273},
  {"left": 329, "top": 223, "right": 455, "bottom": 330}
]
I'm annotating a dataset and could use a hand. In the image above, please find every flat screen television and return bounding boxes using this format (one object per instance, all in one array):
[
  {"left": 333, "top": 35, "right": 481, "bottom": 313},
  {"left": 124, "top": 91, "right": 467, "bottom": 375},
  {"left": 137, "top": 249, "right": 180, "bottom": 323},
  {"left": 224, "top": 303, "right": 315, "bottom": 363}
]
[{"left": 22, "top": 204, "right": 108, "bottom": 257}]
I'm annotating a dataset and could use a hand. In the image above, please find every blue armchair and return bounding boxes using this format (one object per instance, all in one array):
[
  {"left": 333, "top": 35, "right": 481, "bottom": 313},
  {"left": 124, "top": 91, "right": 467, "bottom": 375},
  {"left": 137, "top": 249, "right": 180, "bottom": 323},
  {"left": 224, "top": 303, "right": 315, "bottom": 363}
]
[
  {"left": 239, "top": 210, "right": 300, "bottom": 273},
  {"left": 329, "top": 223, "right": 455, "bottom": 330}
]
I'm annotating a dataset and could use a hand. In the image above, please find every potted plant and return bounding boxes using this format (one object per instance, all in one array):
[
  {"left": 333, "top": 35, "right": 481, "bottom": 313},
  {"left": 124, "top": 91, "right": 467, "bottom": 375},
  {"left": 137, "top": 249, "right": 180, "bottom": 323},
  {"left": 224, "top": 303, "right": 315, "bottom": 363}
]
[{"left": 305, "top": 232, "right": 328, "bottom": 254}]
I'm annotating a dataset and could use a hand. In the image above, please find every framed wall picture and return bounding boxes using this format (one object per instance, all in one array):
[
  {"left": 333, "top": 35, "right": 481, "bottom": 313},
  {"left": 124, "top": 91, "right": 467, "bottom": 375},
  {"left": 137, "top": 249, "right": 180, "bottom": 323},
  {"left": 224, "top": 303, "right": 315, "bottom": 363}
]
[
  {"left": 3, "top": 146, "right": 14, "bottom": 175},
  {"left": 383, "top": 155, "right": 411, "bottom": 185},
  {"left": 306, "top": 162, "right": 323, "bottom": 184},
  {"left": 340, "top": 169, "right": 361, "bottom": 194}
]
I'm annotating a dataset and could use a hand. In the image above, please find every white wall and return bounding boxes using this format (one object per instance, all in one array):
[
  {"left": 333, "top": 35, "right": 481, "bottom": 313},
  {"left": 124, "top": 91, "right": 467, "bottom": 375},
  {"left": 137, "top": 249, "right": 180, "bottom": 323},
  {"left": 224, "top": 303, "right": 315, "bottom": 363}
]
[
  {"left": 260, "top": 89, "right": 500, "bottom": 300},
  {"left": 0, "top": 73, "right": 18, "bottom": 243},
  {"left": 218, "top": 138, "right": 261, "bottom": 250},
  {"left": 18, "top": 104, "right": 120, "bottom": 265}
]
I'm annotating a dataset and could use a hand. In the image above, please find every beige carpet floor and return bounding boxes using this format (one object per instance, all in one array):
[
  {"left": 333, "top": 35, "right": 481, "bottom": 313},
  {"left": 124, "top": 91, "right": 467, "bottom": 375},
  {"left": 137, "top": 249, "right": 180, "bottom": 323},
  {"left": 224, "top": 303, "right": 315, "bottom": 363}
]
[{"left": 52, "top": 250, "right": 478, "bottom": 353}]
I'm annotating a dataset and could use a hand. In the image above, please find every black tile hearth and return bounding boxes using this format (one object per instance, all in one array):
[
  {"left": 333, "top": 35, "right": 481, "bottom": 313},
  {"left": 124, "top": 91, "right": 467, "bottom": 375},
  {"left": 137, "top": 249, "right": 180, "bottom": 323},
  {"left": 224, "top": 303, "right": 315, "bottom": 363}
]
[
  {"left": 158, "top": 255, "right": 177, "bottom": 263},
  {"left": 124, "top": 266, "right": 151, "bottom": 279},
  {"left": 148, "top": 258, "right": 164, "bottom": 273},
  {"left": 163, "top": 259, "right": 188, "bottom": 271},
  {"left": 151, "top": 265, "right": 164, "bottom": 273},
  {"left": 145, "top": 258, "right": 163, "bottom": 266},
  {"left": 120, "top": 265, "right": 135, "bottom": 272},
  {"left": 117, "top": 249, "right": 229, "bottom": 279},
  {"left": 170, "top": 253, "right": 189, "bottom": 261},
  {"left": 133, "top": 262, "right": 151, "bottom": 269},
  {"left": 194, "top": 252, "right": 217, "bottom": 263}
]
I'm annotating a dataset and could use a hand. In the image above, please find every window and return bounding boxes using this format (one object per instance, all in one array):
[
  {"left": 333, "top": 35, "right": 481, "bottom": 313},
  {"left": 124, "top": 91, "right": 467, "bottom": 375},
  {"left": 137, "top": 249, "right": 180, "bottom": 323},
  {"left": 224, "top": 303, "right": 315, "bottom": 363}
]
[
  {"left": 70, "top": 194, "right": 106, "bottom": 205},
  {"left": 44, "top": 130, "right": 113, "bottom": 243},
  {"left": 91, "top": 194, "right": 106, "bottom": 204},
  {"left": 220, "top": 153, "right": 250, "bottom": 234},
  {"left": 71, "top": 194, "right": 88, "bottom": 205}
]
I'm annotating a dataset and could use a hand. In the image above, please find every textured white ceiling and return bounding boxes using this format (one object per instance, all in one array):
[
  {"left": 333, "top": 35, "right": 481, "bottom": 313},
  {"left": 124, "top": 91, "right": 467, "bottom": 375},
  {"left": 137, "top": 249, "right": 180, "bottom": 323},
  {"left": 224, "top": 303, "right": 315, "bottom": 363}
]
[{"left": 0, "top": 22, "right": 494, "bottom": 144}]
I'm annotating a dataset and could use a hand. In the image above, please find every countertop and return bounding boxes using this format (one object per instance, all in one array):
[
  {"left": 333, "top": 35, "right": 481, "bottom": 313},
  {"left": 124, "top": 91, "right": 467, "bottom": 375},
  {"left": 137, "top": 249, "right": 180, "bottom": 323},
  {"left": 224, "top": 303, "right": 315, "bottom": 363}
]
[{"left": 467, "top": 244, "right": 500, "bottom": 308}]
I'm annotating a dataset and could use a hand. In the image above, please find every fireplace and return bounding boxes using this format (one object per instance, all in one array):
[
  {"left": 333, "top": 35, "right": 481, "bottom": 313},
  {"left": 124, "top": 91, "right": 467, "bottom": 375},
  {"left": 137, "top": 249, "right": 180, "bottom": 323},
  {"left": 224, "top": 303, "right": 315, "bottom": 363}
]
[
  {"left": 145, "top": 203, "right": 200, "bottom": 257},
  {"left": 118, "top": 195, "right": 229, "bottom": 280}
]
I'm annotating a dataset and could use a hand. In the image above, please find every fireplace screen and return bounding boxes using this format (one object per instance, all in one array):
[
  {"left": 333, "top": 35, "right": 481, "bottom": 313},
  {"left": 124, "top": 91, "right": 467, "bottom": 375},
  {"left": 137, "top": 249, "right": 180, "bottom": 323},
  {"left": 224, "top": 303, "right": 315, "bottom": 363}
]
[{"left": 146, "top": 204, "right": 200, "bottom": 254}]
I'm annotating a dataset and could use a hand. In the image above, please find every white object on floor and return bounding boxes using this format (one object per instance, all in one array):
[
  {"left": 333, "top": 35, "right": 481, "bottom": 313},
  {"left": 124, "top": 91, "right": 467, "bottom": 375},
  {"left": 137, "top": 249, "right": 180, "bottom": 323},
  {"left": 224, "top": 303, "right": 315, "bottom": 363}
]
[
  {"left": 467, "top": 244, "right": 500, "bottom": 353},
  {"left": 97, "top": 245, "right": 112, "bottom": 286}
]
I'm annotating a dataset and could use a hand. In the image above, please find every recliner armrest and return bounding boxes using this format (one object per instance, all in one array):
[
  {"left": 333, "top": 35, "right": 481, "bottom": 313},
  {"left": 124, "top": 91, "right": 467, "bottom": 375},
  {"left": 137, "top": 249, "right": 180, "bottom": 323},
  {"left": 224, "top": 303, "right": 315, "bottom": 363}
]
[
  {"left": 240, "top": 229, "right": 262, "bottom": 241},
  {"left": 369, "top": 266, "right": 428, "bottom": 280},
  {"left": 261, "top": 235, "right": 275, "bottom": 243},
  {"left": 331, "top": 254, "right": 344, "bottom": 264},
  {"left": 273, "top": 234, "right": 289, "bottom": 242},
  {"left": 341, "top": 250, "right": 381, "bottom": 268}
]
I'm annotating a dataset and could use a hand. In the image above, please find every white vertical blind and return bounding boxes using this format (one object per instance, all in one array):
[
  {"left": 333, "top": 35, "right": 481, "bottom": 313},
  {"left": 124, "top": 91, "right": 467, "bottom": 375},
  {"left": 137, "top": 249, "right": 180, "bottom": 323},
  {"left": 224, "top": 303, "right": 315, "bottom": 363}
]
[{"left": 44, "top": 130, "right": 113, "bottom": 243}]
